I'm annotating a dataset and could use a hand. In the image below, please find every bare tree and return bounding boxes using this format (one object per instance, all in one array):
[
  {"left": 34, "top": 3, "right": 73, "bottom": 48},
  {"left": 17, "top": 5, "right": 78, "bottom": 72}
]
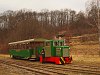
[{"left": 86, "top": 0, "right": 100, "bottom": 42}]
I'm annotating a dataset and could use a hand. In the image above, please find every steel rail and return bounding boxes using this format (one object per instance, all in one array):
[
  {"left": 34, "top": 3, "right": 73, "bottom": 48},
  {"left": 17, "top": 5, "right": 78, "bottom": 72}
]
[{"left": 0, "top": 59, "right": 100, "bottom": 75}]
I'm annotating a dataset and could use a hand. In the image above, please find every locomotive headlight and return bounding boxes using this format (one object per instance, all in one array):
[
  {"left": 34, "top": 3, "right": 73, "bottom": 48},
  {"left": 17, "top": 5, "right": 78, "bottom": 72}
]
[{"left": 56, "top": 48, "right": 61, "bottom": 50}]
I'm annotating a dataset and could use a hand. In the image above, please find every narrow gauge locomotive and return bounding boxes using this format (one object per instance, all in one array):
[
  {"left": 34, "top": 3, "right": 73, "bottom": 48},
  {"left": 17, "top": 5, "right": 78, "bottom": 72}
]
[{"left": 9, "top": 38, "right": 72, "bottom": 64}]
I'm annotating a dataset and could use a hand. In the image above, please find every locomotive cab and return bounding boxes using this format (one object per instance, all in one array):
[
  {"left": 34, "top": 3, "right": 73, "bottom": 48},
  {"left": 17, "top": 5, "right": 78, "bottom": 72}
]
[{"left": 53, "top": 40, "right": 70, "bottom": 57}]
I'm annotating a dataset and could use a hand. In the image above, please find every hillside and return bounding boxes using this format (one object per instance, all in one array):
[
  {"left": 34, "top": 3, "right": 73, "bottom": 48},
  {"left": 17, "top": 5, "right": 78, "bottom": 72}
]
[{"left": 70, "top": 33, "right": 100, "bottom": 55}]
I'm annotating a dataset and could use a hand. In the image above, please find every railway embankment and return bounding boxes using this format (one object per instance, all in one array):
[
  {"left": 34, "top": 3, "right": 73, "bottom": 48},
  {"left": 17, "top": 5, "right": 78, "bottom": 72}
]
[{"left": 0, "top": 54, "right": 100, "bottom": 75}]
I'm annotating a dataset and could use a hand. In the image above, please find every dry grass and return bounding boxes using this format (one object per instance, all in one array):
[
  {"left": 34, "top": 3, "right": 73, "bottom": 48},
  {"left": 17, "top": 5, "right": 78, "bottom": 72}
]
[
  {"left": 72, "top": 55, "right": 100, "bottom": 66},
  {"left": 70, "top": 34, "right": 100, "bottom": 65},
  {"left": 0, "top": 54, "right": 10, "bottom": 59},
  {"left": 71, "top": 44, "right": 100, "bottom": 55},
  {"left": 72, "top": 55, "right": 100, "bottom": 62},
  {"left": 71, "top": 44, "right": 99, "bottom": 49}
]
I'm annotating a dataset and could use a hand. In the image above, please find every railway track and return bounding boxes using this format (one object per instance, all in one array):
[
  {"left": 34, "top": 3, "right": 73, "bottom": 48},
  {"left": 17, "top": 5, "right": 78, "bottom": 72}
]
[
  {"left": 0, "top": 59, "right": 65, "bottom": 75},
  {"left": 0, "top": 59, "right": 100, "bottom": 75},
  {"left": 26, "top": 63, "right": 100, "bottom": 75}
]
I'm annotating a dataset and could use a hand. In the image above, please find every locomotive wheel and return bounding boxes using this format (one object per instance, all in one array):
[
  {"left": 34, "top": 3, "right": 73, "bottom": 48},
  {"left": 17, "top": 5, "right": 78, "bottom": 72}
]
[{"left": 12, "top": 55, "right": 16, "bottom": 59}]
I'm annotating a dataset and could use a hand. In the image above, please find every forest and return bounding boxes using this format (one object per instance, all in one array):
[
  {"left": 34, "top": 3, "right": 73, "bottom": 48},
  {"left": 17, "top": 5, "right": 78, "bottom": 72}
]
[{"left": 0, "top": 0, "right": 99, "bottom": 45}]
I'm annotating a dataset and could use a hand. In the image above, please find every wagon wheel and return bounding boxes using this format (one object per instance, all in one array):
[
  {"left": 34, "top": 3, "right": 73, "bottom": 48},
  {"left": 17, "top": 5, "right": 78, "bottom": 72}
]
[{"left": 12, "top": 55, "right": 16, "bottom": 59}]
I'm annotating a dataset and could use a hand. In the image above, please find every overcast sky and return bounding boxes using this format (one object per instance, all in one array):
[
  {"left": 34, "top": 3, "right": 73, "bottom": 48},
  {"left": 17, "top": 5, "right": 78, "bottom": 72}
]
[{"left": 0, "top": 0, "right": 88, "bottom": 13}]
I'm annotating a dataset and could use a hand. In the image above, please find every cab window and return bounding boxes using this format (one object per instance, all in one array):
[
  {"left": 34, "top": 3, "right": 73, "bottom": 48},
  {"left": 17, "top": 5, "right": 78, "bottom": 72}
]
[
  {"left": 53, "top": 42, "right": 58, "bottom": 46},
  {"left": 46, "top": 42, "right": 50, "bottom": 46},
  {"left": 59, "top": 42, "right": 64, "bottom": 46}
]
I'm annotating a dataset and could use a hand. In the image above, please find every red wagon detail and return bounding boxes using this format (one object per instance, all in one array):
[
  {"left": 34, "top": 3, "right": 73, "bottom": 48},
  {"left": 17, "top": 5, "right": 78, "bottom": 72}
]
[
  {"left": 40, "top": 56, "right": 61, "bottom": 64},
  {"left": 40, "top": 56, "right": 72, "bottom": 64},
  {"left": 44, "top": 57, "right": 61, "bottom": 64},
  {"left": 64, "top": 56, "right": 72, "bottom": 63}
]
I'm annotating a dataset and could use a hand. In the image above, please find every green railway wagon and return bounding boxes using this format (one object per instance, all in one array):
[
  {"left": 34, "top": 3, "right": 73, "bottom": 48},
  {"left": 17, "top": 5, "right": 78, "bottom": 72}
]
[
  {"left": 9, "top": 39, "right": 45, "bottom": 60},
  {"left": 9, "top": 49, "right": 33, "bottom": 59}
]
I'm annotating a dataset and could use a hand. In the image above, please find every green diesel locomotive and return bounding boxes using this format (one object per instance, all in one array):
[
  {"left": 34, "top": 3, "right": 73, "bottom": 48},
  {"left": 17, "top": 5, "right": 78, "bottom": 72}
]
[{"left": 9, "top": 38, "right": 72, "bottom": 64}]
